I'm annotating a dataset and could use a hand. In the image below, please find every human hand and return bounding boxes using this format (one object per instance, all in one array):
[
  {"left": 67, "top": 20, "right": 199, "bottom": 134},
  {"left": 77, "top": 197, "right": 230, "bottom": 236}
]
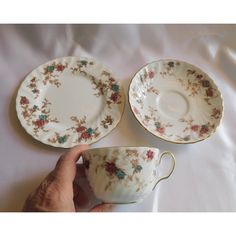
[{"left": 23, "top": 145, "right": 113, "bottom": 212}]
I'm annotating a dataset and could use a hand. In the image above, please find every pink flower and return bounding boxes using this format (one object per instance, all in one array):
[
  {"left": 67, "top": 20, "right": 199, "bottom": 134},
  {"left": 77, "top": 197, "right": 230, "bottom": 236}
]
[
  {"left": 80, "top": 132, "right": 91, "bottom": 140},
  {"left": 20, "top": 96, "right": 29, "bottom": 105},
  {"left": 148, "top": 71, "right": 155, "bottom": 79},
  {"left": 200, "top": 125, "right": 209, "bottom": 136},
  {"left": 34, "top": 119, "right": 48, "bottom": 128},
  {"left": 105, "top": 162, "right": 118, "bottom": 175},
  {"left": 56, "top": 64, "right": 65, "bottom": 71},
  {"left": 206, "top": 88, "right": 213, "bottom": 97},
  {"left": 76, "top": 126, "right": 87, "bottom": 132},
  {"left": 191, "top": 125, "right": 199, "bottom": 132},
  {"left": 110, "top": 92, "right": 118, "bottom": 102},
  {"left": 133, "top": 106, "right": 140, "bottom": 115},
  {"left": 146, "top": 150, "right": 154, "bottom": 160},
  {"left": 156, "top": 127, "right": 165, "bottom": 134}
]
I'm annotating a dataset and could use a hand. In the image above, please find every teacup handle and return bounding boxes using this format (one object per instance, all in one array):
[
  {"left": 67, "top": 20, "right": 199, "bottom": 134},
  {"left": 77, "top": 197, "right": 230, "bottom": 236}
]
[{"left": 152, "top": 151, "right": 176, "bottom": 191}]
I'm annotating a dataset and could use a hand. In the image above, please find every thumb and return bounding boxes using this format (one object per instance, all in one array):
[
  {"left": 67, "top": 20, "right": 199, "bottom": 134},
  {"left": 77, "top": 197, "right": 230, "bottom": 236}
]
[
  {"left": 53, "top": 144, "right": 89, "bottom": 184},
  {"left": 90, "top": 204, "right": 114, "bottom": 212}
]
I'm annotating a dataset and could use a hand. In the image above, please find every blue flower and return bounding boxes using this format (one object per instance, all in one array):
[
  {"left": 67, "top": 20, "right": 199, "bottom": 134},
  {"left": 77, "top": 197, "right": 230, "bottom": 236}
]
[
  {"left": 80, "top": 60, "right": 88, "bottom": 66},
  {"left": 87, "top": 128, "right": 94, "bottom": 135},
  {"left": 115, "top": 169, "right": 126, "bottom": 179},
  {"left": 202, "top": 80, "right": 210, "bottom": 87},
  {"left": 155, "top": 122, "right": 161, "bottom": 129},
  {"left": 58, "top": 135, "right": 67, "bottom": 144},
  {"left": 135, "top": 165, "right": 142, "bottom": 173},
  {"left": 47, "top": 65, "right": 54, "bottom": 72},
  {"left": 168, "top": 61, "right": 175, "bottom": 67},
  {"left": 39, "top": 114, "right": 48, "bottom": 120},
  {"left": 111, "top": 84, "right": 119, "bottom": 92}
]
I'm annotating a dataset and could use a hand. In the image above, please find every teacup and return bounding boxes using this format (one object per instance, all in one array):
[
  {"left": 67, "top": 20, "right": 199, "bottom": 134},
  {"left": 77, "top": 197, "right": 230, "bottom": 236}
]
[{"left": 82, "top": 146, "right": 175, "bottom": 203}]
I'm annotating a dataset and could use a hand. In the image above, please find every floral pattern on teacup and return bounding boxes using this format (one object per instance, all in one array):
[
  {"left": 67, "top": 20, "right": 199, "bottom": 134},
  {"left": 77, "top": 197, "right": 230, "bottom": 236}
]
[{"left": 83, "top": 148, "right": 157, "bottom": 193}]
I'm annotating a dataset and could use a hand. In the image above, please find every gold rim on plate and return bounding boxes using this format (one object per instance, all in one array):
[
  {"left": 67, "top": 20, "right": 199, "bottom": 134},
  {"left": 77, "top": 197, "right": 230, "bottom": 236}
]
[{"left": 16, "top": 56, "right": 125, "bottom": 148}]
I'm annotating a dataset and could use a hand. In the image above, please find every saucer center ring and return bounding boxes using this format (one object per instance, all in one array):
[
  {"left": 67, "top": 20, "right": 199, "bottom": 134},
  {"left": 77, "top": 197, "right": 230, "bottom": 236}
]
[{"left": 157, "top": 90, "right": 189, "bottom": 119}]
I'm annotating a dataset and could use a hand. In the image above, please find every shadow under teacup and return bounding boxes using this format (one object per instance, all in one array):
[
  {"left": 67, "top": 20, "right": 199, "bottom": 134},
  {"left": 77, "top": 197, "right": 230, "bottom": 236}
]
[{"left": 82, "top": 146, "right": 175, "bottom": 204}]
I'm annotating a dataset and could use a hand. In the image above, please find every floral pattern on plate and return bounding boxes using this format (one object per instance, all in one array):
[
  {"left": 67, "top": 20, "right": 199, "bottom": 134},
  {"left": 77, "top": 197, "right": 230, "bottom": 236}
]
[
  {"left": 70, "top": 61, "right": 122, "bottom": 108},
  {"left": 19, "top": 96, "right": 59, "bottom": 137},
  {"left": 16, "top": 57, "right": 125, "bottom": 147},
  {"left": 129, "top": 59, "right": 223, "bottom": 144}
]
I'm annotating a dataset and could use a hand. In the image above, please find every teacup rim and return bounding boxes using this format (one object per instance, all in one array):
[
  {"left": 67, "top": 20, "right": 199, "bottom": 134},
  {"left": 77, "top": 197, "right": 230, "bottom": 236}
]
[{"left": 82, "top": 146, "right": 161, "bottom": 152}]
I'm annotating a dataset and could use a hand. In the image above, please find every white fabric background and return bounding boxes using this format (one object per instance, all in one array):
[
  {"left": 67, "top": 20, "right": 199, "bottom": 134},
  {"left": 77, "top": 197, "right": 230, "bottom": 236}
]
[{"left": 0, "top": 25, "right": 236, "bottom": 212}]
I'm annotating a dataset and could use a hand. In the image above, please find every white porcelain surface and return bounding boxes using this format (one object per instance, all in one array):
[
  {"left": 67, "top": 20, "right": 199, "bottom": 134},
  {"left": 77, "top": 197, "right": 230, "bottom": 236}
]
[
  {"left": 82, "top": 147, "right": 175, "bottom": 203},
  {"left": 16, "top": 56, "right": 125, "bottom": 148},
  {"left": 2, "top": 25, "right": 236, "bottom": 212},
  {"left": 129, "top": 59, "right": 223, "bottom": 143}
]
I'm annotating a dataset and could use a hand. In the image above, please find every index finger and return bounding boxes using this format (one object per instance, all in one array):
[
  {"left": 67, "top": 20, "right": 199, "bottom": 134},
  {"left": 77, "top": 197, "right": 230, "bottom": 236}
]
[{"left": 54, "top": 144, "right": 89, "bottom": 183}]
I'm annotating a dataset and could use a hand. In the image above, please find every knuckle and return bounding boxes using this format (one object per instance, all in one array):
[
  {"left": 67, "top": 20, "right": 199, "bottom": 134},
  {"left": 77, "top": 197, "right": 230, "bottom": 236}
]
[{"left": 23, "top": 171, "right": 67, "bottom": 212}]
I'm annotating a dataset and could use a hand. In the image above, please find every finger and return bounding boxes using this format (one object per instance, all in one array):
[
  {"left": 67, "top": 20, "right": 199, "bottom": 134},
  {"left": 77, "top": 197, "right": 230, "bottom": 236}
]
[
  {"left": 90, "top": 204, "right": 114, "bottom": 212},
  {"left": 75, "top": 164, "right": 86, "bottom": 179},
  {"left": 73, "top": 183, "right": 89, "bottom": 211},
  {"left": 54, "top": 145, "right": 89, "bottom": 183},
  {"left": 55, "top": 144, "right": 89, "bottom": 170}
]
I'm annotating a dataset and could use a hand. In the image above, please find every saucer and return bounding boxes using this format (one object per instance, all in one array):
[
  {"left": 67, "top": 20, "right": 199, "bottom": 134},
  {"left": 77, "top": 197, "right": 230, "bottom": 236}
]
[
  {"left": 129, "top": 59, "right": 223, "bottom": 144},
  {"left": 16, "top": 56, "right": 125, "bottom": 148}
]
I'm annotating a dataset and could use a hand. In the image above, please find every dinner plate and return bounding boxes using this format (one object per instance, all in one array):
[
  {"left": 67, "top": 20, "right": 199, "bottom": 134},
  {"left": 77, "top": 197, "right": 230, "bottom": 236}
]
[
  {"left": 16, "top": 56, "right": 125, "bottom": 148},
  {"left": 129, "top": 59, "right": 223, "bottom": 144}
]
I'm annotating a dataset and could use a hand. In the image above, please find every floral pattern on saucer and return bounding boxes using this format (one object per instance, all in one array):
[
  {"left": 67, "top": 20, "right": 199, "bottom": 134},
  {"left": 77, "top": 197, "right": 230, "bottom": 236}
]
[
  {"left": 129, "top": 60, "right": 223, "bottom": 143},
  {"left": 16, "top": 57, "right": 125, "bottom": 147}
]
